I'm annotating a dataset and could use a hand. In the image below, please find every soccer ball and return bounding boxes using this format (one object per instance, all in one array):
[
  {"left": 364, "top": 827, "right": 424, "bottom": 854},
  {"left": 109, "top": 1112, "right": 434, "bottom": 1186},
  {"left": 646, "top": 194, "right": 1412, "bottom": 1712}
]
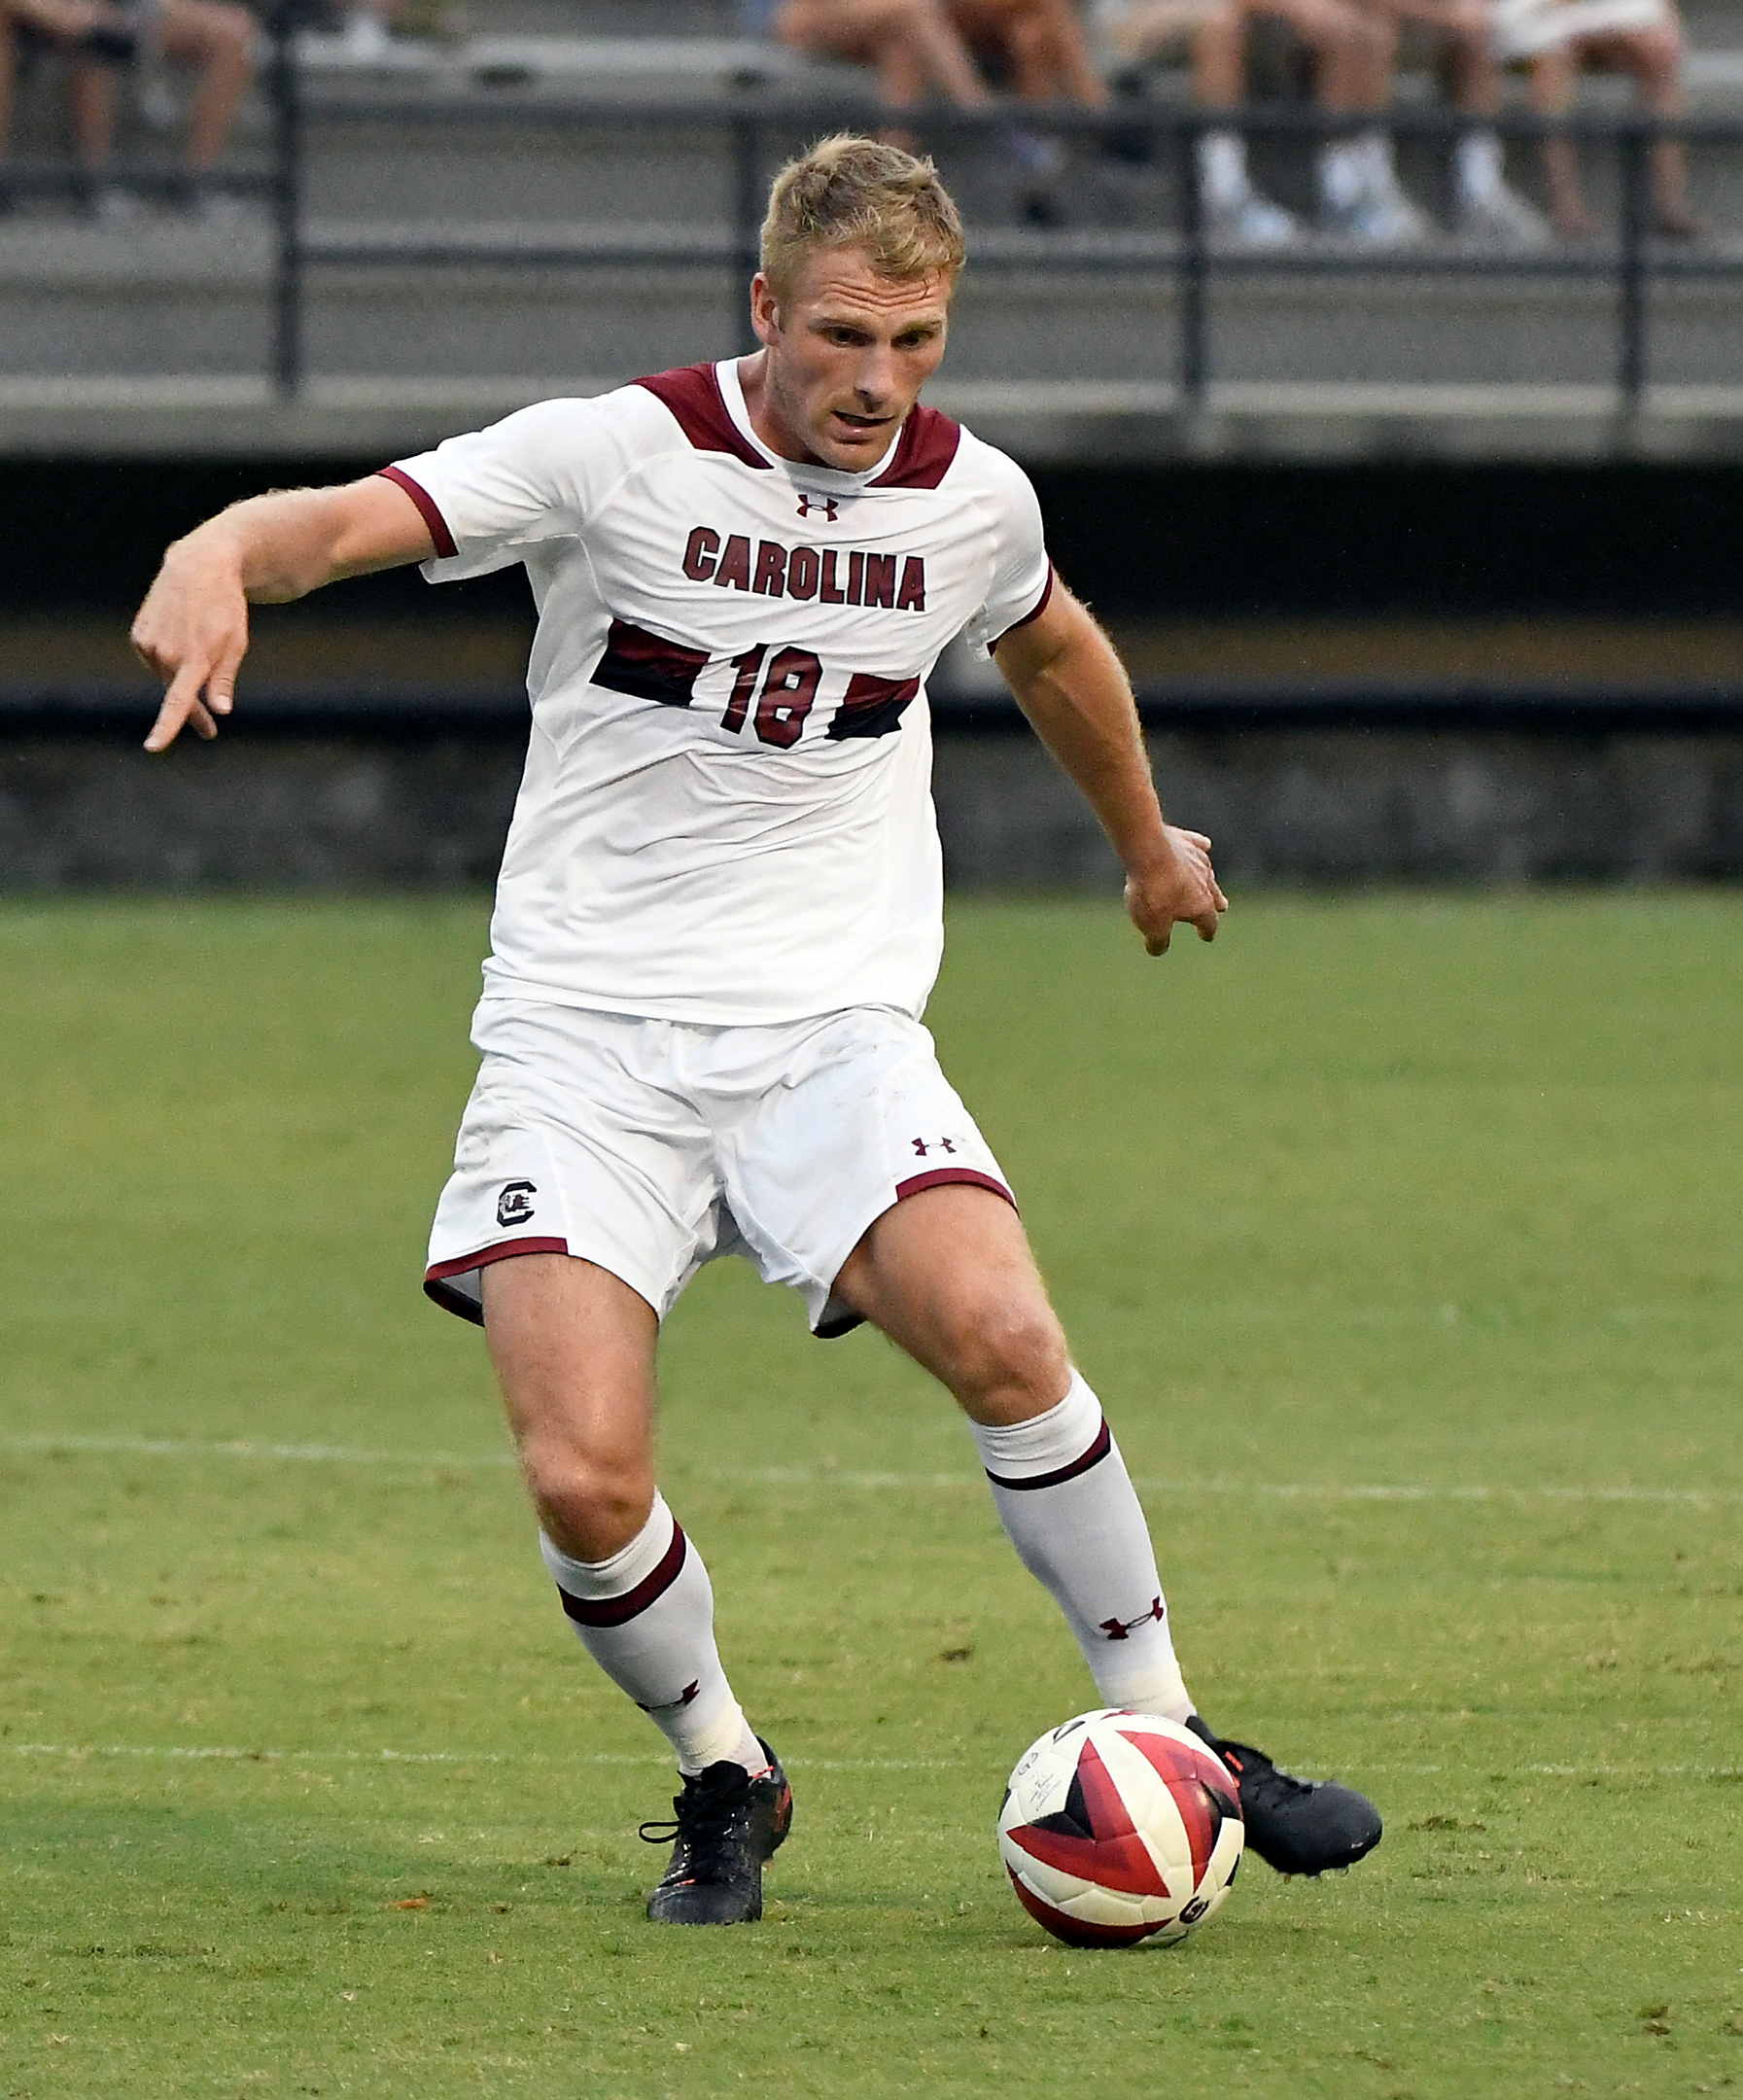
[{"left": 997, "top": 1709, "right": 1243, "bottom": 1948}]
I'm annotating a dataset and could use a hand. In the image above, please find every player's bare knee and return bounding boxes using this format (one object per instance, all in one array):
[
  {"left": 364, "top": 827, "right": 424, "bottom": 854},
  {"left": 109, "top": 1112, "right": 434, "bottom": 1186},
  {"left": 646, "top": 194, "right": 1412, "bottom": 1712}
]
[
  {"left": 943, "top": 1298, "right": 1069, "bottom": 1417},
  {"left": 520, "top": 1443, "right": 653, "bottom": 1561}
]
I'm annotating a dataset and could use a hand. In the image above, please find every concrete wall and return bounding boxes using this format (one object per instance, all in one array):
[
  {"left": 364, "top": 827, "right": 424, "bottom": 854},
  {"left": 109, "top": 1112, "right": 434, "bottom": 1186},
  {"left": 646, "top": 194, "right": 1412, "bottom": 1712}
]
[{"left": 4, "top": 723, "right": 1740, "bottom": 889}]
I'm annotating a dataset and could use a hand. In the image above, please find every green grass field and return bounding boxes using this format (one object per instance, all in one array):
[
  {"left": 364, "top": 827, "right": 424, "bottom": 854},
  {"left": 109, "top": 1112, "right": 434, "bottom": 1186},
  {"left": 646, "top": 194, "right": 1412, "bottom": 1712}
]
[{"left": 2, "top": 892, "right": 1739, "bottom": 2099}]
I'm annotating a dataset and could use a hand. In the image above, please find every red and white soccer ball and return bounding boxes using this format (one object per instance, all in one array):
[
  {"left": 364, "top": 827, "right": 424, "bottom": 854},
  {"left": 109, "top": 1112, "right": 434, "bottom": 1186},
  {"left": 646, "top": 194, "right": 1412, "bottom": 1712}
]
[{"left": 998, "top": 1709, "right": 1244, "bottom": 1948}]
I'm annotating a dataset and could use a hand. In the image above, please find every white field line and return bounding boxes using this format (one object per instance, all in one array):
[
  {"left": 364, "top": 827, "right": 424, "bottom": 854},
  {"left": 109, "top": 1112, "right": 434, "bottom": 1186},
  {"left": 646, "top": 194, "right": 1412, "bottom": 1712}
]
[
  {"left": 0, "top": 1432, "right": 518, "bottom": 1468},
  {"left": 7, "top": 1741, "right": 1739, "bottom": 1784},
  {"left": 5, "top": 1741, "right": 955, "bottom": 1773},
  {"left": 743, "top": 1467, "right": 1743, "bottom": 1510},
  {"left": 2, "top": 1433, "right": 1737, "bottom": 1508}
]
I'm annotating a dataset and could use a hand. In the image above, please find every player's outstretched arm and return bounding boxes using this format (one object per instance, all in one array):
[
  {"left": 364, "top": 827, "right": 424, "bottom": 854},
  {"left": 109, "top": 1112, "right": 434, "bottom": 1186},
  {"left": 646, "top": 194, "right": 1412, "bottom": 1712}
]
[
  {"left": 994, "top": 581, "right": 1228, "bottom": 954},
  {"left": 130, "top": 476, "right": 436, "bottom": 753}
]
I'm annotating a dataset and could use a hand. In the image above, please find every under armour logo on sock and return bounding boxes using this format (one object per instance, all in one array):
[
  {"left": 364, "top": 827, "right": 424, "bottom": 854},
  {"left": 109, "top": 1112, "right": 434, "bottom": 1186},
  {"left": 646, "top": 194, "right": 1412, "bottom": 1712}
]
[
  {"left": 1098, "top": 1596, "right": 1166, "bottom": 1641},
  {"left": 637, "top": 1680, "right": 702, "bottom": 1713}
]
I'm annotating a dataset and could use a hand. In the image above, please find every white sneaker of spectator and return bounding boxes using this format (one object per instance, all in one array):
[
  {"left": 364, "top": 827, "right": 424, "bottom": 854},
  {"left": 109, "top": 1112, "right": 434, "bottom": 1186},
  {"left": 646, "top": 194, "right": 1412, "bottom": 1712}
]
[
  {"left": 1317, "top": 129, "right": 1432, "bottom": 245},
  {"left": 183, "top": 182, "right": 248, "bottom": 228},
  {"left": 1450, "top": 128, "right": 1551, "bottom": 245},
  {"left": 1196, "top": 129, "right": 1300, "bottom": 247},
  {"left": 999, "top": 126, "right": 1068, "bottom": 182},
  {"left": 87, "top": 183, "right": 150, "bottom": 228},
  {"left": 338, "top": 6, "right": 394, "bottom": 59},
  {"left": 134, "top": 50, "right": 180, "bottom": 133}
]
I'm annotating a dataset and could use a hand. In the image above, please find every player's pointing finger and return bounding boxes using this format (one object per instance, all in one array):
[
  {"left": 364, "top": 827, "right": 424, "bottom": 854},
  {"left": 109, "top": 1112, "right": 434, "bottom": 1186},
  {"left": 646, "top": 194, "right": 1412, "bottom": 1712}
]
[{"left": 145, "top": 663, "right": 209, "bottom": 753}]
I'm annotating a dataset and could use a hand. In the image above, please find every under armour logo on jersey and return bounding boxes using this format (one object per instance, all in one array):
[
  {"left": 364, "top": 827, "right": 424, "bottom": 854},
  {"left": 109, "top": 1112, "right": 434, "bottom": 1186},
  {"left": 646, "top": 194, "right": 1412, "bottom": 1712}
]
[
  {"left": 1098, "top": 1596, "right": 1166, "bottom": 1642},
  {"left": 911, "top": 1136, "right": 959, "bottom": 1158},
  {"left": 796, "top": 492, "right": 839, "bottom": 521},
  {"left": 496, "top": 1179, "right": 537, "bottom": 1227}
]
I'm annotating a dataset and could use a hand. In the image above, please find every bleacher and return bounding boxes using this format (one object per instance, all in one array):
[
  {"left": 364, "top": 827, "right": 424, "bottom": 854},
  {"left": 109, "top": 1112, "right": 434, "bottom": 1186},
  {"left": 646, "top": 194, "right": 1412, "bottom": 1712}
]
[{"left": 3, "top": 0, "right": 1743, "bottom": 461}]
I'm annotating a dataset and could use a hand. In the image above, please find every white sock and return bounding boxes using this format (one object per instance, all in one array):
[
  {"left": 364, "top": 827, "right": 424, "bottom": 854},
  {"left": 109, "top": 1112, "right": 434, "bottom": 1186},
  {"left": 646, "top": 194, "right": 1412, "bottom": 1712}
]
[
  {"left": 1318, "top": 137, "right": 1370, "bottom": 210},
  {"left": 1196, "top": 128, "right": 1250, "bottom": 208},
  {"left": 340, "top": 8, "right": 392, "bottom": 53},
  {"left": 1455, "top": 127, "right": 1505, "bottom": 204},
  {"left": 970, "top": 1373, "right": 1193, "bottom": 1722},
  {"left": 1359, "top": 128, "right": 1398, "bottom": 193},
  {"left": 540, "top": 1497, "right": 764, "bottom": 1777}
]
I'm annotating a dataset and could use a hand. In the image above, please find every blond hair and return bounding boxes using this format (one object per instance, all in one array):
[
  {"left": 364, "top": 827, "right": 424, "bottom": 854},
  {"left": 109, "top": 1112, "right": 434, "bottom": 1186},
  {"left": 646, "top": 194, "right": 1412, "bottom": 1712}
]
[{"left": 760, "top": 135, "right": 966, "bottom": 304}]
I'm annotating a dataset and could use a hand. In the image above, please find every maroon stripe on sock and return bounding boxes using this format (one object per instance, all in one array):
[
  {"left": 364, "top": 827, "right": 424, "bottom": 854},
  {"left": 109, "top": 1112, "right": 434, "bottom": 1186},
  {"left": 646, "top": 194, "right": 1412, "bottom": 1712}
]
[
  {"left": 556, "top": 1522, "right": 688, "bottom": 1628},
  {"left": 984, "top": 1417, "right": 1112, "bottom": 1493}
]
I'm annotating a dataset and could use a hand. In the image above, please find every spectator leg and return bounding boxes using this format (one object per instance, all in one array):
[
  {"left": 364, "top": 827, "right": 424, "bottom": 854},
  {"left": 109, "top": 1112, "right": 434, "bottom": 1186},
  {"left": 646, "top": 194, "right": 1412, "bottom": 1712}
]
[
  {"left": 0, "top": 17, "right": 16, "bottom": 164},
  {"left": 64, "top": 56, "right": 119, "bottom": 173},
  {"left": 1006, "top": 0, "right": 1112, "bottom": 104},
  {"left": 1441, "top": 7, "right": 1500, "bottom": 115},
  {"left": 1269, "top": 0, "right": 1410, "bottom": 222},
  {"left": 776, "top": 0, "right": 992, "bottom": 109},
  {"left": 1621, "top": 22, "right": 1697, "bottom": 230},
  {"left": 945, "top": 0, "right": 1108, "bottom": 105},
  {"left": 1527, "top": 45, "right": 1598, "bottom": 237},
  {"left": 1029, "top": 0, "right": 1112, "bottom": 104},
  {"left": 1190, "top": 4, "right": 1243, "bottom": 103},
  {"left": 1189, "top": 4, "right": 1312, "bottom": 234},
  {"left": 1260, "top": 0, "right": 1391, "bottom": 112},
  {"left": 157, "top": 0, "right": 253, "bottom": 170},
  {"left": 887, "top": 0, "right": 993, "bottom": 105}
]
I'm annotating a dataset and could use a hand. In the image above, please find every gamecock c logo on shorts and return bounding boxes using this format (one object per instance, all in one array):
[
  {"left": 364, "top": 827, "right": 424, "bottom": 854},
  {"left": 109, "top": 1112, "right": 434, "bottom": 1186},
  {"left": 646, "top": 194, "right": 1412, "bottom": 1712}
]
[{"left": 496, "top": 1179, "right": 538, "bottom": 1227}]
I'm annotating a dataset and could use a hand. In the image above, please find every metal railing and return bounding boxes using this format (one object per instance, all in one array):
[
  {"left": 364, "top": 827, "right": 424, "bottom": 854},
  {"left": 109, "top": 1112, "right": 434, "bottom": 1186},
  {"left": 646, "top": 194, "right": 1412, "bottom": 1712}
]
[
  {"left": 10, "top": 675, "right": 1743, "bottom": 739},
  {"left": 9, "top": 8, "right": 1743, "bottom": 411}
]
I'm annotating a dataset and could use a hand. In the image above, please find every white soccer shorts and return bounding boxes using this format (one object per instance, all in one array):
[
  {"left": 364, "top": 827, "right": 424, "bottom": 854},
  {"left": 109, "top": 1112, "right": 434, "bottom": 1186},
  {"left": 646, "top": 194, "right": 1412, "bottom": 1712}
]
[{"left": 424, "top": 998, "right": 1015, "bottom": 1337}]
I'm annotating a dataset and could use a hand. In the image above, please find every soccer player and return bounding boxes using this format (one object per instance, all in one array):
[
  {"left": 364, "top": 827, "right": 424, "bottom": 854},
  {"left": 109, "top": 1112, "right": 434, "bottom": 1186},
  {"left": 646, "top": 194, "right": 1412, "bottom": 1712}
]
[{"left": 130, "top": 136, "right": 1382, "bottom": 1927}]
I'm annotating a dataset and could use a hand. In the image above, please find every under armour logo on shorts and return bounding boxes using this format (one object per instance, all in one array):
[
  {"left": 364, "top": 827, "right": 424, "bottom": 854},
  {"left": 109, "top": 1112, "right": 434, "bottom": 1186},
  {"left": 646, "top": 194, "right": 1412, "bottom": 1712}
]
[{"left": 496, "top": 1179, "right": 538, "bottom": 1227}]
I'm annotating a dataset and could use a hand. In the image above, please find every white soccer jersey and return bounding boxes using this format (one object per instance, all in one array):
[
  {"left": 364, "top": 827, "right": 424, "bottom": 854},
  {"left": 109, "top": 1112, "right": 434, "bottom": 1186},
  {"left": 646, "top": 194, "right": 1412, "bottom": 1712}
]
[{"left": 386, "top": 358, "right": 1052, "bottom": 1026}]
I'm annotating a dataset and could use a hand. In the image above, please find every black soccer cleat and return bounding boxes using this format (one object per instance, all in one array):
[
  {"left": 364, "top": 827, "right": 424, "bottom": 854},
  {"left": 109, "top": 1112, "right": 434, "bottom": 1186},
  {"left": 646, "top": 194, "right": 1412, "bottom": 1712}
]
[
  {"left": 639, "top": 1737, "right": 793, "bottom": 1925},
  {"left": 1186, "top": 1716, "right": 1382, "bottom": 1877}
]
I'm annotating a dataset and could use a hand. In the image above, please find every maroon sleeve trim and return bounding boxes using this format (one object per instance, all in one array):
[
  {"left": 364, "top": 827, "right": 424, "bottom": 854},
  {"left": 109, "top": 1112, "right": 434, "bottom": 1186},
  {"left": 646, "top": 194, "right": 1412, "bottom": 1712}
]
[
  {"left": 893, "top": 1167, "right": 1018, "bottom": 1211},
  {"left": 377, "top": 465, "right": 458, "bottom": 560},
  {"left": 989, "top": 562, "right": 1056, "bottom": 652},
  {"left": 423, "top": 1236, "right": 570, "bottom": 1325},
  {"left": 555, "top": 1524, "right": 688, "bottom": 1628},
  {"left": 984, "top": 1417, "right": 1113, "bottom": 1493}
]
